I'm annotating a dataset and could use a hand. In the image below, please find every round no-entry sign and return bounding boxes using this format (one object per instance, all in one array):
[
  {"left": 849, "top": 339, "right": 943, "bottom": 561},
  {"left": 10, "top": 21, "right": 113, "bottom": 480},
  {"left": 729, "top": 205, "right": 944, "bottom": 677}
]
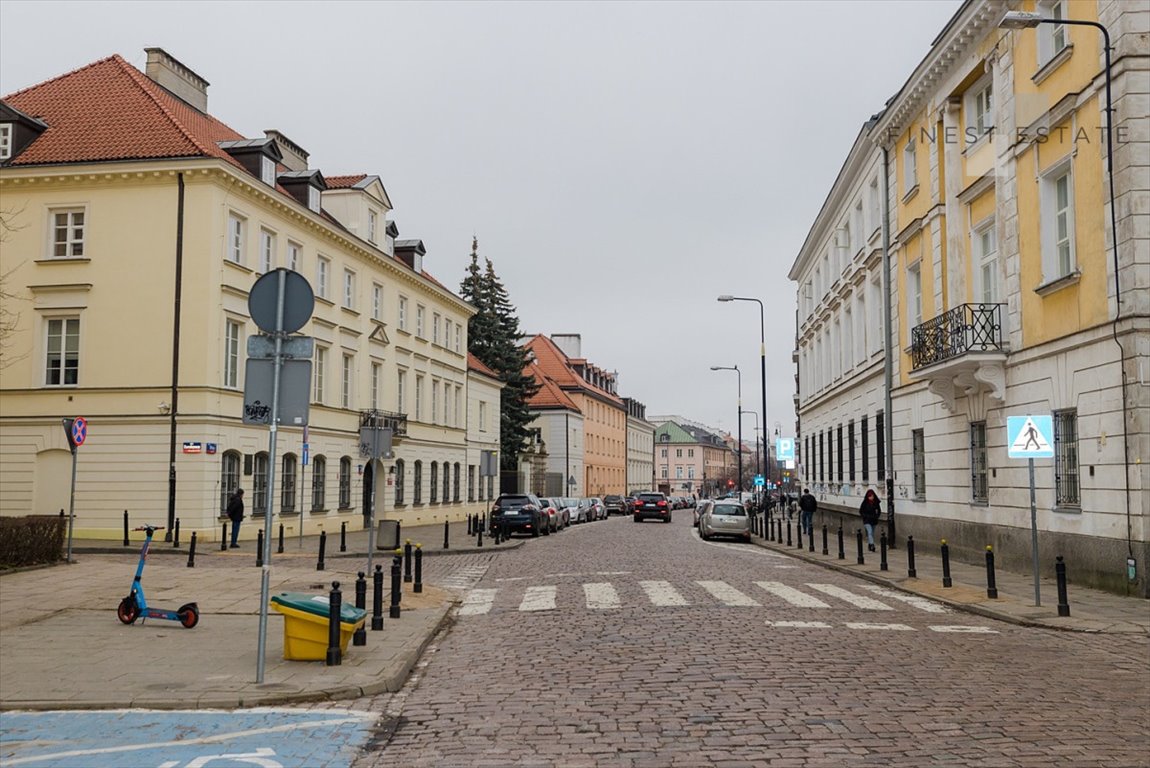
[{"left": 71, "top": 417, "right": 87, "bottom": 447}]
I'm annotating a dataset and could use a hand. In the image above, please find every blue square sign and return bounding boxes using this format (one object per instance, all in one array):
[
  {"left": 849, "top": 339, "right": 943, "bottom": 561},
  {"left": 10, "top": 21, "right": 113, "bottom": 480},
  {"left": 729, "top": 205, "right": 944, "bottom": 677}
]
[{"left": 1007, "top": 415, "right": 1054, "bottom": 459}]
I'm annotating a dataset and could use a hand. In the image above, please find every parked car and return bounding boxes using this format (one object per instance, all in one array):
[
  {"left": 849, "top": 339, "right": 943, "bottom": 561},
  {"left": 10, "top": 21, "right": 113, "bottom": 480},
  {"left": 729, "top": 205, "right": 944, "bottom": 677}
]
[
  {"left": 584, "top": 497, "right": 605, "bottom": 521},
  {"left": 568, "top": 498, "right": 591, "bottom": 524},
  {"left": 603, "top": 495, "right": 628, "bottom": 516},
  {"left": 538, "top": 497, "right": 569, "bottom": 533},
  {"left": 555, "top": 497, "right": 580, "bottom": 526},
  {"left": 623, "top": 496, "right": 636, "bottom": 513},
  {"left": 633, "top": 492, "right": 672, "bottom": 523},
  {"left": 699, "top": 500, "right": 751, "bottom": 542},
  {"left": 693, "top": 499, "right": 713, "bottom": 528},
  {"left": 491, "top": 493, "right": 545, "bottom": 538}
]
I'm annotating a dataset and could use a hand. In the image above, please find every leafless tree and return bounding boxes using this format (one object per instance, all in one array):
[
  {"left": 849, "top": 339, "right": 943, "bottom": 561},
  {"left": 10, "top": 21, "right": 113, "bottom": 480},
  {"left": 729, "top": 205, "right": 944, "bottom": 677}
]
[{"left": 0, "top": 207, "right": 27, "bottom": 370}]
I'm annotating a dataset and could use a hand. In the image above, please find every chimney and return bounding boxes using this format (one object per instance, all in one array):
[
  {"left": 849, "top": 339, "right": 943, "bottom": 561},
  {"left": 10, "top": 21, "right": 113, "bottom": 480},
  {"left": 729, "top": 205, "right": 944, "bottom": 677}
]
[
  {"left": 264, "top": 130, "right": 309, "bottom": 171},
  {"left": 551, "top": 334, "right": 582, "bottom": 359},
  {"left": 144, "top": 48, "right": 209, "bottom": 112}
]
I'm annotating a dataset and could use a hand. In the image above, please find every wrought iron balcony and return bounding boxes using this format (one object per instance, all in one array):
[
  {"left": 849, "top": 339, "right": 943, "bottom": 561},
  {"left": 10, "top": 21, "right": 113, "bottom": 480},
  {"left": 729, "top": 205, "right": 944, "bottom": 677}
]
[
  {"left": 360, "top": 409, "right": 408, "bottom": 437},
  {"left": 911, "top": 303, "right": 1006, "bottom": 370}
]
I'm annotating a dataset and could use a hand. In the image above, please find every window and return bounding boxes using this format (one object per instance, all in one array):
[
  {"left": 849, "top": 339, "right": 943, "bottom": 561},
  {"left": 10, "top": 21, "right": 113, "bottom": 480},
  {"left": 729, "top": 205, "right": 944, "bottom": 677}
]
[
  {"left": 444, "top": 316, "right": 452, "bottom": 348},
  {"left": 224, "top": 319, "right": 241, "bottom": 389},
  {"left": 688, "top": 466, "right": 695, "bottom": 479},
  {"left": 260, "top": 155, "right": 276, "bottom": 186},
  {"left": 468, "top": 465, "right": 476, "bottom": 502},
  {"left": 372, "top": 284, "right": 383, "bottom": 321},
  {"left": 479, "top": 401, "right": 487, "bottom": 432},
  {"left": 876, "top": 412, "right": 886, "bottom": 481},
  {"left": 973, "top": 220, "right": 999, "bottom": 304},
  {"left": 219, "top": 451, "right": 241, "bottom": 513},
  {"left": 259, "top": 229, "right": 275, "bottom": 273},
  {"left": 1054, "top": 409, "right": 1080, "bottom": 506},
  {"left": 869, "top": 177, "right": 881, "bottom": 234},
  {"left": 861, "top": 414, "right": 870, "bottom": 482},
  {"left": 454, "top": 463, "right": 461, "bottom": 502},
  {"left": 311, "top": 455, "right": 326, "bottom": 510},
  {"left": 903, "top": 138, "right": 917, "bottom": 195},
  {"left": 394, "top": 459, "right": 406, "bottom": 505},
  {"left": 287, "top": 241, "right": 301, "bottom": 272},
  {"left": 661, "top": 466, "right": 668, "bottom": 479},
  {"left": 676, "top": 449, "right": 682, "bottom": 458},
  {"left": 252, "top": 452, "right": 268, "bottom": 514},
  {"left": 313, "top": 346, "right": 327, "bottom": 403},
  {"left": 341, "top": 354, "right": 353, "bottom": 408},
  {"left": 1041, "top": 164, "right": 1076, "bottom": 282},
  {"left": 368, "top": 209, "right": 378, "bottom": 244},
  {"left": 848, "top": 420, "right": 856, "bottom": 482},
  {"left": 396, "top": 369, "right": 407, "bottom": 413},
  {"left": 371, "top": 363, "right": 381, "bottom": 409},
  {"left": 343, "top": 269, "right": 355, "bottom": 309},
  {"left": 282, "top": 454, "right": 297, "bottom": 513},
  {"left": 316, "top": 256, "right": 330, "bottom": 299},
  {"left": 398, "top": 296, "right": 408, "bottom": 330},
  {"left": 970, "top": 422, "right": 988, "bottom": 503},
  {"left": 45, "top": 317, "right": 79, "bottom": 386},
  {"left": 1037, "top": 0, "right": 1068, "bottom": 65},
  {"left": 907, "top": 262, "right": 923, "bottom": 331},
  {"left": 339, "top": 457, "right": 352, "bottom": 509},
  {"left": 967, "top": 79, "right": 993, "bottom": 141},
  {"left": 912, "top": 429, "right": 926, "bottom": 500},
  {"left": 818, "top": 432, "right": 824, "bottom": 482},
  {"left": 675, "top": 466, "right": 683, "bottom": 479},
  {"left": 308, "top": 185, "right": 321, "bottom": 213},
  {"left": 455, "top": 387, "right": 462, "bottom": 428},
  {"left": 444, "top": 382, "right": 451, "bottom": 425},
  {"left": 431, "top": 379, "right": 439, "bottom": 424},
  {"left": 51, "top": 208, "right": 86, "bottom": 258},
  {"left": 455, "top": 323, "right": 462, "bottom": 353},
  {"left": 416, "top": 305, "right": 425, "bottom": 338},
  {"left": 227, "top": 213, "right": 244, "bottom": 264},
  {"left": 433, "top": 313, "right": 441, "bottom": 344},
  {"left": 413, "top": 460, "right": 423, "bottom": 505},
  {"left": 688, "top": 449, "right": 694, "bottom": 458},
  {"left": 853, "top": 202, "right": 863, "bottom": 253},
  {"left": 0, "top": 124, "right": 10, "bottom": 160},
  {"left": 443, "top": 461, "right": 451, "bottom": 503},
  {"left": 415, "top": 375, "right": 423, "bottom": 421},
  {"left": 836, "top": 425, "right": 844, "bottom": 483},
  {"left": 660, "top": 448, "right": 668, "bottom": 458}
]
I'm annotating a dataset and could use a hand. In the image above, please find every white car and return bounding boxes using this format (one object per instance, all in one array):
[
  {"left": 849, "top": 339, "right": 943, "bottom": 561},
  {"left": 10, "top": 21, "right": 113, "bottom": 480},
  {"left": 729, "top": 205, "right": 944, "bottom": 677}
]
[{"left": 539, "top": 497, "right": 569, "bottom": 533}]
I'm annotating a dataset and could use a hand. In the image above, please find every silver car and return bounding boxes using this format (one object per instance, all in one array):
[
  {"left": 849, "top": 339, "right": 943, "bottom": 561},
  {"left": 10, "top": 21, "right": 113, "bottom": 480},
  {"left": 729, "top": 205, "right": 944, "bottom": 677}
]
[{"left": 699, "top": 501, "right": 751, "bottom": 542}]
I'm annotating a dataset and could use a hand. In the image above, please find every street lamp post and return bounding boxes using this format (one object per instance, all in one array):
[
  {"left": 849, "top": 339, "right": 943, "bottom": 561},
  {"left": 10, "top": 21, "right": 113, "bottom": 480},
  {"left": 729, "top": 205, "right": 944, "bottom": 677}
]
[
  {"left": 717, "top": 295, "right": 768, "bottom": 494},
  {"left": 710, "top": 365, "right": 742, "bottom": 493},
  {"left": 742, "top": 409, "right": 761, "bottom": 498}
]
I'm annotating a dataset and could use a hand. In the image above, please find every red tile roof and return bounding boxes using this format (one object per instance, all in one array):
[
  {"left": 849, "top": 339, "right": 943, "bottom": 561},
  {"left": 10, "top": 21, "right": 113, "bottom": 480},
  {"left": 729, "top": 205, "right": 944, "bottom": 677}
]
[
  {"left": 467, "top": 353, "right": 499, "bottom": 380},
  {"left": 325, "top": 174, "right": 369, "bottom": 189},
  {"left": 524, "top": 334, "right": 623, "bottom": 405},
  {"left": 526, "top": 364, "right": 580, "bottom": 412},
  {"left": 3, "top": 54, "right": 248, "bottom": 167}
]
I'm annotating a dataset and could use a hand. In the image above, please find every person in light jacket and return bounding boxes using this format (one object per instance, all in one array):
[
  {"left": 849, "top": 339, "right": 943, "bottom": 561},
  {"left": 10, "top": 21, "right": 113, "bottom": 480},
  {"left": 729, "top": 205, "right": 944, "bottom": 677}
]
[{"left": 859, "top": 488, "right": 881, "bottom": 551}]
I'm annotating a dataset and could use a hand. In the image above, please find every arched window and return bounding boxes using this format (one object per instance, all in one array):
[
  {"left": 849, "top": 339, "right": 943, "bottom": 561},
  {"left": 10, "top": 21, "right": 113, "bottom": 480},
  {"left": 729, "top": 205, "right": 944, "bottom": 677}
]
[
  {"left": 413, "top": 460, "right": 423, "bottom": 505},
  {"left": 252, "top": 452, "right": 269, "bottom": 515},
  {"left": 453, "top": 463, "right": 461, "bottom": 503},
  {"left": 220, "top": 451, "right": 241, "bottom": 513},
  {"left": 339, "top": 456, "right": 352, "bottom": 509},
  {"left": 312, "top": 455, "right": 327, "bottom": 511},
  {"left": 441, "top": 461, "right": 450, "bottom": 503},
  {"left": 429, "top": 462, "right": 438, "bottom": 504},
  {"left": 282, "top": 454, "right": 298, "bottom": 513},
  {"left": 394, "top": 459, "right": 406, "bottom": 505}
]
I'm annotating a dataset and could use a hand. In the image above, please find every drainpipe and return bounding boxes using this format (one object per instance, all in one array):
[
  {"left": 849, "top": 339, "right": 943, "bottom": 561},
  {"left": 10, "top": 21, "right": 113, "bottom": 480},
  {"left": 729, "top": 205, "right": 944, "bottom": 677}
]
[
  {"left": 166, "top": 172, "right": 185, "bottom": 541},
  {"left": 881, "top": 148, "right": 896, "bottom": 547}
]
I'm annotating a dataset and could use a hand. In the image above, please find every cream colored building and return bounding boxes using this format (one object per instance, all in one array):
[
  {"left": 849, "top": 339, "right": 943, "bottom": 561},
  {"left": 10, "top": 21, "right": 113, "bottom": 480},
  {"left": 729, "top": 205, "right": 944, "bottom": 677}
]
[
  {"left": 465, "top": 354, "right": 504, "bottom": 508},
  {"left": 0, "top": 49, "right": 492, "bottom": 541},
  {"left": 624, "top": 397, "right": 655, "bottom": 495}
]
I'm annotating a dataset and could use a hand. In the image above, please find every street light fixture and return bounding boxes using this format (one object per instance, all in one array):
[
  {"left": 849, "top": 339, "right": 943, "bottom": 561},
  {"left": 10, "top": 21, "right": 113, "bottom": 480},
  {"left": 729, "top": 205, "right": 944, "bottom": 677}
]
[
  {"left": 710, "top": 365, "right": 743, "bottom": 493},
  {"left": 717, "top": 295, "right": 768, "bottom": 500}
]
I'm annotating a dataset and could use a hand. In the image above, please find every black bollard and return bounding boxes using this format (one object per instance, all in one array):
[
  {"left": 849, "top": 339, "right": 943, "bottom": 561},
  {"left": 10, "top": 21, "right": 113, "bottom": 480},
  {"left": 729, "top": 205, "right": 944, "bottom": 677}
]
[
  {"left": 317, "top": 530, "right": 327, "bottom": 571},
  {"left": 278, "top": 523, "right": 285, "bottom": 554},
  {"left": 880, "top": 532, "right": 888, "bottom": 571},
  {"left": 371, "top": 564, "right": 384, "bottom": 631},
  {"left": 809, "top": 523, "right": 815, "bottom": 553},
  {"left": 404, "top": 540, "right": 413, "bottom": 583},
  {"left": 467, "top": 513, "right": 474, "bottom": 536},
  {"left": 1056, "top": 556, "right": 1070, "bottom": 617},
  {"left": 353, "top": 571, "right": 367, "bottom": 646},
  {"left": 837, "top": 526, "right": 845, "bottom": 560},
  {"left": 477, "top": 527, "right": 484, "bottom": 548},
  {"left": 326, "top": 581, "right": 342, "bottom": 666},
  {"left": 767, "top": 514, "right": 774, "bottom": 542},
  {"left": 123, "top": 510, "right": 130, "bottom": 547},
  {"left": 786, "top": 519, "right": 792, "bottom": 547},
  {"left": 444, "top": 519, "right": 450, "bottom": 550},
  {"left": 340, "top": 521, "right": 347, "bottom": 553},
  {"left": 389, "top": 554, "right": 402, "bottom": 619},
  {"left": 493, "top": 524, "right": 501, "bottom": 545},
  {"left": 221, "top": 522, "right": 228, "bottom": 551},
  {"left": 173, "top": 518, "right": 180, "bottom": 548},
  {"left": 822, "top": 524, "right": 829, "bottom": 556},
  {"left": 256, "top": 529, "right": 264, "bottom": 567},
  {"left": 907, "top": 536, "right": 917, "bottom": 578},
  {"left": 856, "top": 529, "right": 865, "bottom": 565},
  {"left": 186, "top": 531, "right": 197, "bottom": 568},
  {"left": 796, "top": 520, "right": 803, "bottom": 549},
  {"left": 941, "top": 539, "right": 953, "bottom": 587},
  {"left": 777, "top": 518, "right": 784, "bottom": 543},
  {"left": 481, "top": 513, "right": 487, "bottom": 533},
  {"left": 414, "top": 545, "right": 423, "bottom": 594},
  {"left": 985, "top": 546, "right": 998, "bottom": 599}
]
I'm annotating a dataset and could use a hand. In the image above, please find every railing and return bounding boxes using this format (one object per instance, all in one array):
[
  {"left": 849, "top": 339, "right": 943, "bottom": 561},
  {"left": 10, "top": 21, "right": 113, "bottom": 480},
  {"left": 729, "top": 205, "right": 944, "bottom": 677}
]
[
  {"left": 360, "top": 409, "right": 408, "bottom": 437},
  {"left": 911, "top": 303, "right": 1005, "bottom": 370}
]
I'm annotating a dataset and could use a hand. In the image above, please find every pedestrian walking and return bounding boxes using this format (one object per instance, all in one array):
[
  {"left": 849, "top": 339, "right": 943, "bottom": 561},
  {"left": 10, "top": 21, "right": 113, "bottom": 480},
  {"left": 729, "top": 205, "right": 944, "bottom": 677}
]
[
  {"left": 798, "top": 488, "right": 817, "bottom": 536},
  {"left": 860, "top": 488, "right": 881, "bottom": 551},
  {"left": 226, "top": 488, "right": 245, "bottom": 548}
]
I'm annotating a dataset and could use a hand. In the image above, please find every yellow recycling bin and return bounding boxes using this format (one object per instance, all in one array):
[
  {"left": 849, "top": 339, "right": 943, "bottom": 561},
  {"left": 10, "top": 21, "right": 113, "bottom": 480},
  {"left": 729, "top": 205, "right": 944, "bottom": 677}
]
[{"left": 270, "top": 592, "right": 367, "bottom": 661}]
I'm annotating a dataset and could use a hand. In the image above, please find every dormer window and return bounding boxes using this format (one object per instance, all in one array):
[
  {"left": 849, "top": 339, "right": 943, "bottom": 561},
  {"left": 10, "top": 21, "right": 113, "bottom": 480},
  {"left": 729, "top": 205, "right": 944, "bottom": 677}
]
[
  {"left": 275, "top": 169, "right": 327, "bottom": 214},
  {"left": 308, "top": 186, "right": 321, "bottom": 213},
  {"left": 368, "top": 210, "right": 378, "bottom": 244},
  {"left": 0, "top": 124, "right": 11, "bottom": 161},
  {"left": 260, "top": 155, "right": 276, "bottom": 186},
  {"left": 218, "top": 138, "right": 283, "bottom": 186}
]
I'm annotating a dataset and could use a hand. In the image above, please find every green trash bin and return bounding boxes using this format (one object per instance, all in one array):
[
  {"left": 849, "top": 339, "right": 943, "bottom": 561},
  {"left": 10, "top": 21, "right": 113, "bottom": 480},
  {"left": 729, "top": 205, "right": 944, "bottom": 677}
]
[{"left": 270, "top": 592, "right": 367, "bottom": 661}]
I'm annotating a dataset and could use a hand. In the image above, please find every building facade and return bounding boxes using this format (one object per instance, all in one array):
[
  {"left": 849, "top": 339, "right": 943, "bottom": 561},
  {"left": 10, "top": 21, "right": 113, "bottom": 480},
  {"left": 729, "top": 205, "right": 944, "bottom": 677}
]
[
  {"left": 524, "top": 360, "right": 585, "bottom": 498},
  {"left": 624, "top": 397, "right": 655, "bottom": 495}
]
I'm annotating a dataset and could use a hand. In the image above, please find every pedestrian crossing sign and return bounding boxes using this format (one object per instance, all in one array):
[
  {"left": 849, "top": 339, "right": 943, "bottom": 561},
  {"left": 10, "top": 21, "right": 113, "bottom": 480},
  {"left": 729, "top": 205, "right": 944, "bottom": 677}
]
[{"left": 1007, "top": 415, "right": 1054, "bottom": 459}]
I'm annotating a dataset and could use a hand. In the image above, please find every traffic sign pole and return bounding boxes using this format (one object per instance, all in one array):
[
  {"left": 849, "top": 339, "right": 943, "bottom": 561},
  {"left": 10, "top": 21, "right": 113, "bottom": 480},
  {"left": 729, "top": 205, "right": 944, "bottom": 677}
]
[{"left": 1029, "top": 457, "right": 1040, "bottom": 607}]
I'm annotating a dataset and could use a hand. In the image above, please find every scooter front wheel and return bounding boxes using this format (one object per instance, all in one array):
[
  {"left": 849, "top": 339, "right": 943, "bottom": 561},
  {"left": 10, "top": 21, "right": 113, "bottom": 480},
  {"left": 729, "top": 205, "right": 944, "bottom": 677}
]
[
  {"left": 177, "top": 603, "right": 199, "bottom": 629},
  {"left": 117, "top": 596, "right": 139, "bottom": 625}
]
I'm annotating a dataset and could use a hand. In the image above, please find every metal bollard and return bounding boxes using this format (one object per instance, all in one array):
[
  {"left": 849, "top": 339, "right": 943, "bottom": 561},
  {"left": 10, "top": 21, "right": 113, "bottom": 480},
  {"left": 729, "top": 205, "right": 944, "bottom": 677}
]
[
  {"left": 353, "top": 571, "right": 367, "bottom": 646},
  {"left": 404, "top": 540, "right": 413, "bottom": 583},
  {"left": 796, "top": 519, "right": 803, "bottom": 549},
  {"left": 481, "top": 513, "right": 487, "bottom": 533},
  {"left": 767, "top": 514, "right": 774, "bottom": 542},
  {"left": 221, "top": 522, "right": 228, "bottom": 551},
  {"left": 278, "top": 523, "right": 285, "bottom": 554},
  {"left": 256, "top": 529, "right": 264, "bottom": 567},
  {"left": 326, "top": 581, "right": 342, "bottom": 666},
  {"left": 808, "top": 522, "right": 815, "bottom": 552},
  {"left": 985, "top": 546, "right": 998, "bottom": 599},
  {"left": 317, "top": 530, "right": 327, "bottom": 571},
  {"left": 389, "top": 554, "right": 402, "bottom": 619},
  {"left": 444, "top": 519, "right": 450, "bottom": 550},
  {"left": 340, "top": 521, "right": 347, "bottom": 553},
  {"left": 467, "top": 513, "right": 474, "bottom": 536},
  {"left": 880, "top": 532, "right": 888, "bottom": 571},
  {"left": 907, "top": 536, "right": 917, "bottom": 578},
  {"left": 1056, "top": 556, "right": 1070, "bottom": 617},
  {"left": 837, "top": 526, "right": 845, "bottom": 560},
  {"left": 786, "top": 519, "right": 792, "bottom": 547},
  {"left": 186, "top": 531, "right": 197, "bottom": 568},
  {"left": 173, "top": 518, "right": 180, "bottom": 548},
  {"left": 822, "top": 524, "right": 829, "bottom": 556},
  {"left": 777, "top": 518, "right": 783, "bottom": 543},
  {"left": 856, "top": 529, "right": 865, "bottom": 565},
  {"left": 123, "top": 510, "right": 130, "bottom": 547},
  {"left": 941, "top": 539, "right": 953, "bottom": 587},
  {"left": 371, "top": 564, "right": 384, "bottom": 631},
  {"left": 477, "top": 527, "right": 484, "bottom": 548},
  {"left": 414, "top": 544, "right": 423, "bottom": 594}
]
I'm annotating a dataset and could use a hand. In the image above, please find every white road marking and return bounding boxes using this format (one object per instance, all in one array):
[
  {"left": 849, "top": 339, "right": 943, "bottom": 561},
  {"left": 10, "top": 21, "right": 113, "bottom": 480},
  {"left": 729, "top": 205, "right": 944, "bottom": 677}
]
[
  {"left": 765, "top": 620, "right": 832, "bottom": 628},
  {"left": 929, "top": 625, "right": 998, "bottom": 633},
  {"left": 458, "top": 588, "right": 497, "bottom": 616},
  {"left": 695, "top": 580, "right": 760, "bottom": 607},
  {"left": 584, "top": 582, "right": 621, "bottom": 610},
  {"left": 639, "top": 580, "right": 690, "bottom": 607},
  {"left": 495, "top": 576, "right": 529, "bottom": 582},
  {"left": 807, "top": 583, "right": 894, "bottom": 610},
  {"left": 519, "top": 585, "right": 557, "bottom": 611},
  {"left": 860, "top": 584, "right": 949, "bottom": 613},
  {"left": 755, "top": 581, "right": 831, "bottom": 608},
  {"left": 845, "top": 622, "right": 914, "bottom": 631}
]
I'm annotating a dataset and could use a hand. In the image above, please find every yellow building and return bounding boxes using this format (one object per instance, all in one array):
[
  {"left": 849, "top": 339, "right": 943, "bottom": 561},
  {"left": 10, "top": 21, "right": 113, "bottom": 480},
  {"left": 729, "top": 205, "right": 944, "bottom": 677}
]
[{"left": 0, "top": 49, "right": 491, "bottom": 541}]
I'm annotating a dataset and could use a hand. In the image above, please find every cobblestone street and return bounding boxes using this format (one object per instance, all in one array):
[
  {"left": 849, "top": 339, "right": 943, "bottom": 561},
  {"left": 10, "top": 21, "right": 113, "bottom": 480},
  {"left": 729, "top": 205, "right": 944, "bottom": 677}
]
[{"left": 355, "top": 516, "right": 1150, "bottom": 767}]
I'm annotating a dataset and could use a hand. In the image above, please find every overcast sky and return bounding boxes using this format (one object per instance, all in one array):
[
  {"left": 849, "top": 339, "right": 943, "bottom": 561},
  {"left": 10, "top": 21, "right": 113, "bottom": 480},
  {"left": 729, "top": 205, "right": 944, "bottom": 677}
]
[{"left": 1, "top": 0, "right": 959, "bottom": 442}]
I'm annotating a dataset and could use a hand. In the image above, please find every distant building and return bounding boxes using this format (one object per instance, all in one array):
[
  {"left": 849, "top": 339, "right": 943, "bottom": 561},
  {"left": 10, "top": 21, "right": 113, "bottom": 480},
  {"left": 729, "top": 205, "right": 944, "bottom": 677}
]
[{"left": 623, "top": 397, "right": 654, "bottom": 495}]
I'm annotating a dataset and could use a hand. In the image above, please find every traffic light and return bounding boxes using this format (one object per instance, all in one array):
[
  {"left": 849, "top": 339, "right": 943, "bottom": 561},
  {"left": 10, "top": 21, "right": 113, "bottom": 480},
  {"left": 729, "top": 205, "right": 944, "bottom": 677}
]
[{"left": 727, "top": 480, "right": 734, "bottom": 487}]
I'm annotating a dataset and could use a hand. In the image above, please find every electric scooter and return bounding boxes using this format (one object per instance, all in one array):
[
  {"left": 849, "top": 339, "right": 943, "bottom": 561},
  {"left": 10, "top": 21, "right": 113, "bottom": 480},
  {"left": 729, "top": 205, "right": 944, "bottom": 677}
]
[{"left": 116, "top": 525, "right": 199, "bottom": 629}]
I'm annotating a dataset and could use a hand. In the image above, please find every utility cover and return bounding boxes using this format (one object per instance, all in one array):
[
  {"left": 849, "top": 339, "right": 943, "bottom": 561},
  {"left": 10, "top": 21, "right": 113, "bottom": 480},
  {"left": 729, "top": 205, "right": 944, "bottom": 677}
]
[{"left": 243, "top": 358, "right": 312, "bottom": 425}]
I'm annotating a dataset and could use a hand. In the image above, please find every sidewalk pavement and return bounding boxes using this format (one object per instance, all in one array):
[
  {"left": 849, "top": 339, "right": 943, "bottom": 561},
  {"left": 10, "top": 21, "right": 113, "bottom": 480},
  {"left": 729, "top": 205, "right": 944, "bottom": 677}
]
[{"left": 1, "top": 516, "right": 1145, "bottom": 712}]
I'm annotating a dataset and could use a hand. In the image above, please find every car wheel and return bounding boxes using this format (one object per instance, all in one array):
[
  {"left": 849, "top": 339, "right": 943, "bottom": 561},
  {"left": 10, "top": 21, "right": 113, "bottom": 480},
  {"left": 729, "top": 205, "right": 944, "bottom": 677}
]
[{"left": 633, "top": 515, "right": 641, "bottom": 523}]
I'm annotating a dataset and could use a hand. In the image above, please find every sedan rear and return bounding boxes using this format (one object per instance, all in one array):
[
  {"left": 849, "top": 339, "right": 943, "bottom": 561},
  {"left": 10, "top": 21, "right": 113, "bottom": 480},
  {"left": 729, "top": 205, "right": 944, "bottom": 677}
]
[{"left": 699, "top": 502, "right": 751, "bottom": 542}]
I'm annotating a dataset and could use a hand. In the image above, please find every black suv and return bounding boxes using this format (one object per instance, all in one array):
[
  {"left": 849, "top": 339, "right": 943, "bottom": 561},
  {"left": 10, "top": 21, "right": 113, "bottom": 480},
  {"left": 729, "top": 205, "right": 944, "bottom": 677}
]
[
  {"left": 603, "top": 495, "right": 628, "bottom": 516},
  {"left": 633, "top": 492, "right": 672, "bottom": 523},
  {"left": 491, "top": 493, "right": 544, "bottom": 538}
]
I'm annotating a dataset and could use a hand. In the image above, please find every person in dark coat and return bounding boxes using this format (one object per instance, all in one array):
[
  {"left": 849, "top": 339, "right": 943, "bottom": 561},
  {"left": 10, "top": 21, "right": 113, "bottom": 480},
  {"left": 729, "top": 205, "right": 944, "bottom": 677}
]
[
  {"left": 860, "top": 488, "right": 881, "bottom": 551},
  {"left": 798, "top": 488, "right": 817, "bottom": 536},
  {"left": 226, "top": 488, "right": 245, "bottom": 548}
]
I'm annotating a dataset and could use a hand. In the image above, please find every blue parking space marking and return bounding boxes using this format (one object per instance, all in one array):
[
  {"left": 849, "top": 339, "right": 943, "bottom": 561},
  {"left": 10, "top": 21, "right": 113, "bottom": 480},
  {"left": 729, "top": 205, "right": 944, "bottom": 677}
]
[{"left": 0, "top": 708, "right": 378, "bottom": 768}]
